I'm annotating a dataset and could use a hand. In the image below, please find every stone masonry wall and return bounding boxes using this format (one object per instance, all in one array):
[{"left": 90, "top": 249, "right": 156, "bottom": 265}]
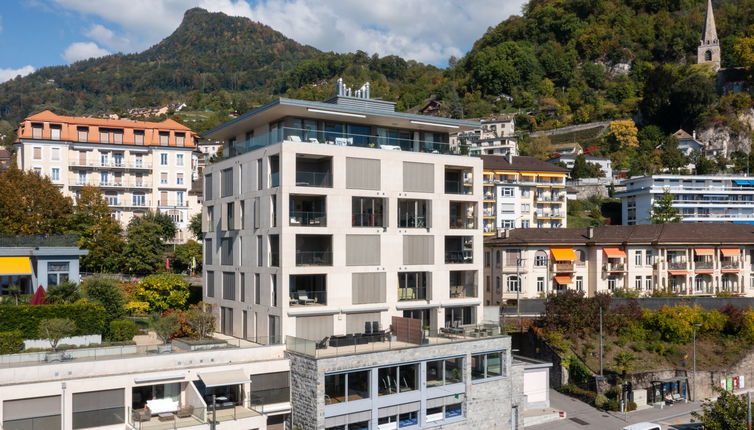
[{"left": 289, "top": 353, "right": 319, "bottom": 430}]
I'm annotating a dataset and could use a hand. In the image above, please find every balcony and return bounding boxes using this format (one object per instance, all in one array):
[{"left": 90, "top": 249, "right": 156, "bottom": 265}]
[
  {"left": 70, "top": 160, "right": 152, "bottom": 170},
  {"left": 536, "top": 211, "right": 564, "bottom": 219},
  {"left": 449, "top": 201, "right": 476, "bottom": 229},
  {"left": 449, "top": 271, "right": 477, "bottom": 298},
  {"left": 295, "top": 235, "right": 332, "bottom": 266},
  {"left": 668, "top": 262, "right": 688, "bottom": 270},
  {"left": 289, "top": 195, "right": 326, "bottom": 226},
  {"left": 536, "top": 194, "right": 563, "bottom": 203},
  {"left": 445, "top": 167, "right": 473, "bottom": 195},
  {"left": 295, "top": 155, "right": 332, "bottom": 188},
  {"left": 722, "top": 260, "right": 741, "bottom": 270},
  {"left": 553, "top": 263, "right": 574, "bottom": 272},
  {"left": 70, "top": 180, "right": 152, "bottom": 189},
  {"left": 353, "top": 197, "right": 386, "bottom": 227},
  {"left": 445, "top": 236, "right": 473, "bottom": 264},
  {"left": 289, "top": 274, "right": 326, "bottom": 306},
  {"left": 602, "top": 263, "right": 626, "bottom": 272},
  {"left": 398, "top": 272, "right": 429, "bottom": 301},
  {"left": 398, "top": 199, "right": 430, "bottom": 228},
  {"left": 157, "top": 201, "right": 189, "bottom": 208},
  {"left": 694, "top": 261, "right": 714, "bottom": 270}
]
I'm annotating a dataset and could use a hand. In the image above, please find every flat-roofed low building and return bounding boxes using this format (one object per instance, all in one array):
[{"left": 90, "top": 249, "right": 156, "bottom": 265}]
[
  {"left": 0, "top": 235, "right": 87, "bottom": 294},
  {"left": 483, "top": 223, "right": 754, "bottom": 304}
]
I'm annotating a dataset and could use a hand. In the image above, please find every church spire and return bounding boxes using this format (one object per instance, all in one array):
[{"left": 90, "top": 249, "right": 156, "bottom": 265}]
[
  {"left": 698, "top": 0, "right": 721, "bottom": 70},
  {"left": 702, "top": 0, "right": 718, "bottom": 44}
]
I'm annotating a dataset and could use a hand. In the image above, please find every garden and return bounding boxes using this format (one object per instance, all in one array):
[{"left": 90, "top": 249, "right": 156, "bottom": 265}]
[
  {"left": 0, "top": 273, "right": 216, "bottom": 360},
  {"left": 540, "top": 291, "right": 754, "bottom": 410}
]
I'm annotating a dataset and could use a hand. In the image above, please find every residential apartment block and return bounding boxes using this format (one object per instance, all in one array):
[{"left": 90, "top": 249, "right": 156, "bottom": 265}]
[
  {"left": 619, "top": 174, "right": 754, "bottom": 225},
  {"left": 450, "top": 116, "right": 517, "bottom": 157},
  {"left": 481, "top": 155, "right": 569, "bottom": 236},
  {"left": 483, "top": 224, "right": 754, "bottom": 304},
  {"left": 201, "top": 86, "right": 485, "bottom": 344},
  {"left": 15, "top": 110, "right": 200, "bottom": 241}
]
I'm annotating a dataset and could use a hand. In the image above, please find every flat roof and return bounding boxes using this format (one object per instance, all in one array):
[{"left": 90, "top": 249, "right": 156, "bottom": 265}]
[{"left": 203, "top": 97, "right": 479, "bottom": 141}]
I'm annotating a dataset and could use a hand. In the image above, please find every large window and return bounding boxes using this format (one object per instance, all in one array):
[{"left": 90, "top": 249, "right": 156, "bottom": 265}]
[
  {"left": 378, "top": 364, "right": 418, "bottom": 396},
  {"left": 471, "top": 351, "right": 505, "bottom": 380},
  {"left": 444, "top": 306, "right": 473, "bottom": 327},
  {"left": 325, "top": 370, "right": 370, "bottom": 405},
  {"left": 398, "top": 272, "right": 429, "bottom": 301},
  {"left": 426, "top": 357, "right": 464, "bottom": 387},
  {"left": 398, "top": 199, "right": 429, "bottom": 228},
  {"left": 352, "top": 197, "right": 385, "bottom": 227}
]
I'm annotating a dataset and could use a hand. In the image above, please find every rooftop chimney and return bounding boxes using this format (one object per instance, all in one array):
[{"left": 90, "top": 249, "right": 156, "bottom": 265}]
[
  {"left": 506, "top": 151, "right": 513, "bottom": 164},
  {"left": 587, "top": 226, "right": 594, "bottom": 239}
]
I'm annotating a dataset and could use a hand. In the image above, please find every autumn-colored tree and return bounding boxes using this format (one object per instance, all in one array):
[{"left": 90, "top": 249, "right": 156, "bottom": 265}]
[
  {"left": 0, "top": 165, "right": 73, "bottom": 235},
  {"left": 733, "top": 30, "right": 754, "bottom": 81},
  {"left": 134, "top": 273, "right": 190, "bottom": 313},
  {"left": 70, "top": 186, "right": 125, "bottom": 272},
  {"left": 606, "top": 120, "right": 639, "bottom": 149}
]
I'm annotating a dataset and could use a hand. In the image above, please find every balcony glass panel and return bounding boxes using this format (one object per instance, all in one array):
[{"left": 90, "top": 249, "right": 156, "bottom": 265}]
[
  {"left": 295, "top": 155, "right": 332, "bottom": 188},
  {"left": 289, "top": 274, "right": 326, "bottom": 306},
  {"left": 445, "top": 236, "right": 473, "bottom": 264},
  {"left": 398, "top": 199, "right": 429, "bottom": 228},
  {"left": 449, "top": 271, "right": 477, "bottom": 298},
  {"left": 398, "top": 272, "right": 429, "bottom": 301},
  {"left": 445, "top": 168, "right": 473, "bottom": 195},
  {"left": 449, "top": 201, "right": 476, "bottom": 229},
  {"left": 289, "top": 195, "right": 326, "bottom": 226},
  {"left": 295, "top": 235, "right": 332, "bottom": 266},
  {"left": 352, "top": 197, "right": 386, "bottom": 227}
]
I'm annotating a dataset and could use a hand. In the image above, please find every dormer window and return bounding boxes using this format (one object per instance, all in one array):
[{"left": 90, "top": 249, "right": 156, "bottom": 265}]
[
  {"left": 77, "top": 126, "right": 89, "bottom": 142},
  {"left": 31, "top": 123, "right": 43, "bottom": 139},
  {"left": 50, "top": 124, "right": 62, "bottom": 140}
]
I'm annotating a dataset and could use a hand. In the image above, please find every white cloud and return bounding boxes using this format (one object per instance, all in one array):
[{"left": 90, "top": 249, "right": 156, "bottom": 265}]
[
  {"left": 85, "top": 24, "right": 132, "bottom": 52},
  {"left": 62, "top": 41, "right": 111, "bottom": 63},
  {"left": 0, "top": 65, "right": 35, "bottom": 83},
  {"left": 49, "top": 0, "right": 527, "bottom": 66}
]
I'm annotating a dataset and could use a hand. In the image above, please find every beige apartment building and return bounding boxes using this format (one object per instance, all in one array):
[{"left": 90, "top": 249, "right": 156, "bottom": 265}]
[
  {"left": 201, "top": 84, "right": 485, "bottom": 343},
  {"left": 483, "top": 224, "right": 754, "bottom": 304},
  {"left": 15, "top": 110, "right": 200, "bottom": 241}
]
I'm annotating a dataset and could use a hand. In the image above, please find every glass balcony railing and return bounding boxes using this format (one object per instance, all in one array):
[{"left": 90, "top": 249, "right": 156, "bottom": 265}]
[
  {"left": 228, "top": 127, "right": 467, "bottom": 157},
  {"left": 289, "top": 290, "right": 327, "bottom": 306},
  {"left": 295, "top": 171, "right": 332, "bottom": 187},
  {"left": 295, "top": 251, "right": 332, "bottom": 266},
  {"left": 352, "top": 213, "right": 384, "bottom": 227},
  {"left": 445, "top": 180, "right": 473, "bottom": 195},
  {"left": 289, "top": 211, "right": 327, "bottom": 226},
  {"left": 445, "top": 251, "right": 473, "bottom": 264},
  {"left": 3, "top": 415, "right": 61, "bottom": 429}
]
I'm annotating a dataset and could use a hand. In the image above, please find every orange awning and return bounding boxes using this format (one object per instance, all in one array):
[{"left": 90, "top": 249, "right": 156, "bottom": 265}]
[
  {"left": 721, "top": 248, "right": 740, "bottom": 257},
  {"left": 550, "top": 248, "right": 576, "bottom": 261},
  {"left": 694, "top": 248, "right": 714, "bottom": 256},
  {"left": 668, "top": 270, "right": 688, "bottom": 276},
  {"left": 554, "top": 275, "right": 573, "bottom": 285},
  {"left": 696, "top": 270, "right": 714, "bottom": 274},
  {"left": 603, "top": 248, "right": 626, "bottom": 258},
  {"left": 722, "top": 269, "right": 740, "bottom": 273}
]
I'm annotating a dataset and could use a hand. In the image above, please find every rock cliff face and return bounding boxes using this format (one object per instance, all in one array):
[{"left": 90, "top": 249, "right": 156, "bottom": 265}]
[{"left": 697, "top": 109, "right": 754, "bottom": 157}]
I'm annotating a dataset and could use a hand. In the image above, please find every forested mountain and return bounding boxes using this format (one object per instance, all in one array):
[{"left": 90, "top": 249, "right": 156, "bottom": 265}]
[{"left": 2, "top": 0, "right": 754, "bottom": 149}]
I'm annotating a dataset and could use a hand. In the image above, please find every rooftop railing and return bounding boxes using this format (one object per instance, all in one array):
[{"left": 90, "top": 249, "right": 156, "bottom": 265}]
[
  {"left": 229, "top": 127, "right": 468, "bottom": 157},
  {"left": 0, "top": 234, "right": 79, "bottom": 247}
]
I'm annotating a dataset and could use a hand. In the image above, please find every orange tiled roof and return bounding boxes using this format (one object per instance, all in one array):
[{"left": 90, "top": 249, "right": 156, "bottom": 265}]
[{"left": 25, "top": 110, "right": 192, "bottom": 131}]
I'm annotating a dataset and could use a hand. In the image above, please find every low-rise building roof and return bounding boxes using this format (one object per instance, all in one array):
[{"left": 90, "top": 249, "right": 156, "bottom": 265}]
[
  {"left": 481, "top": 155, "right": 569, "bottom": 174},
  {"left": 485, "top": 223, "right": 754, "bottom": 246}
]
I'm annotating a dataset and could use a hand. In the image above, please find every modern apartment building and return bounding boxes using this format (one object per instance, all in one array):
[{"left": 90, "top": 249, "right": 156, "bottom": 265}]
[
  {"left": 481, "top": 155, "right": 569, "bottom": 236},
  {"left": 450, "top": 116, "right": 517, "bottom": 157},
  {"left": 201, "top": 84, "right": 485, "bottom": 344},
  {"left": 619, "top": 174, "right": 754, "bottom": 225},
  {"left": 15, "top": 110, "right": 200, "bottom": 241},
  {"left": 483, "top": 223, "right": 754, "bottom": 304}
]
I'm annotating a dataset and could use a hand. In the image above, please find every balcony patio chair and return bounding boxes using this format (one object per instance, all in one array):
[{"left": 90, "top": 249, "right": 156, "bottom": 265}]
[
  {"left": 132, "top": 407, "right": 151, "bottom": 422},
  {"left": 297, "top": 290, "right": 315, "bottom": 305},
  {"left": 289, "top": 135, "right": 302, "bottom": 142},
  {"left": 364, "top": 322, "right": 373, "bottom": 335},
  {"left": 176, "top": 404, "right": 194, "bottom": 418},
  {"left": 315, "top": 336, "right": 329, "bottom": 350}
]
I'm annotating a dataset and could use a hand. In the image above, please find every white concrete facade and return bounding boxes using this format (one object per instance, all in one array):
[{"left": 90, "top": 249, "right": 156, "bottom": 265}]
[{"left": 619, "top": 174, "right": 754, "bottom": 225}]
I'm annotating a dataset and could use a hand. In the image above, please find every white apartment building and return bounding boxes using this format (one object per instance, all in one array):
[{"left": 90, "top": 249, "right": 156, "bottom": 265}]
[
  {"left": 619, "top": 174, "right": 754, "bottom": 225},
  {"left": 15, "top": 110, "right": 200, "bottom": 241},
  {"left": 201, "top": 85, "right": 484, "bottom": 344},
  {"left": 483, "top": 224, "right": 754, "bottom": 304},
  {"left": 451, "top": 116, "right": 517, "bottom": 157},
  {"left": 481, "top": 155, "right": 569, "bottom": 236}
]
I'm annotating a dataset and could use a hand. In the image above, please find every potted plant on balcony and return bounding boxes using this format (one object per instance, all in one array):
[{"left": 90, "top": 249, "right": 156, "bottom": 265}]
[
  {"left": 151, "top": 313, "right": 179, "bottom": 353},
  {"left": 39, "top": 318, "right": 76, "bottom": 362}
]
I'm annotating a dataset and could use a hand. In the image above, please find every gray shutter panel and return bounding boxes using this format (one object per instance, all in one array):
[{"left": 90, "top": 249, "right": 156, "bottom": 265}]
[
  {"left": 72, "top": 389, "right": 124, "bottom": 412},
  {"left": 403, "top": 162, "right": 434, "bottom": 193},
  {"left": 346, "top": 312, "right": 381, "bottom": 333},
  {"left": 251, "top": 372, "right": 290, "bottom": 390},
  {"left": 378, "top": 405, "right": 400, "bottom": 418},
  {"left": 398, "top": 401, "right": 421, "bottom": 413},
  {"left": 295, "top": 315, "right": 334, "bottom": 340},
  {"left": 403, "top": 236, "right": 434, "bottom": 265},
  {"left": 254, "top": 197, "right": 260, "bottom": 229},
  {"left": 346, "top": 235, "right": 381, "bottom": 266},
  {"left": 352, "top": 272, "right": 386, "bottom": 304},
  {"left": 4, "top": 396, "right": 61, "bottom": 420},
  {"left": 346, "top": 157, "right": 381, "bottom": 190}
]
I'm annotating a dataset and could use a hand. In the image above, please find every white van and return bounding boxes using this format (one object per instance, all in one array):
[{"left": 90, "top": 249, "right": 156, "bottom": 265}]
[{"left": 621, "top": 423, "right": 662, "bottom": 430}]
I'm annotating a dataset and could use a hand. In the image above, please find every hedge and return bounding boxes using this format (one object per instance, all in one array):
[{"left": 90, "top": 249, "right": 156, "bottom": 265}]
[
  {"left": 0, "top": 331, "right": 24, "bottom": 354},
  {"left": 109, "top": 319, "right": 139, "bottom": 342},
  {"left": 0, "top": 303, "right": 106, "bottom": 339}
]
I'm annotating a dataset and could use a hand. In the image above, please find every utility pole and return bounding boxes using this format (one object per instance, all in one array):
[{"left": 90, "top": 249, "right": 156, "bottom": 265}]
[
  {"left": 748, "top": 391, "right": 752, "bottom": 430},
  {"left": 517, "top": 257, "right": 523, "bottom": 332},
  {"left": 693, "top": 323, "right": 701, "bottom": 401},
  {"left": 210, "top": 394, "right": 217, "bottom": 430},
  {"left": 599, "top": 306, "right": 604, "bottom": 377}
]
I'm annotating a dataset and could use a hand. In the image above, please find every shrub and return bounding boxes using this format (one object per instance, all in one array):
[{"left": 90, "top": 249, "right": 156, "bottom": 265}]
[
  {"left": 38, "top": 318, "right": 76, "bottom": 351},
  {"left": 0, "top": 330, "right": 24, "bottom": 354},
  {"left": 568, "top": 356, "right": 593, "bottom": 388},
  {"left": 46, "top": 281, "right": 81, "bottom": 304},
  {"left": 0, "top": 303, "right": 106, "bottom": 339},
  {"left": 135, "top": 273, "right": 190, "bottom": 313},
  {"left": 699, "top": 309, "right": 726, "bottom": 334},
  {"left": 642, "top": 305, "right": 700, "bottom": 343},
  {"left": 627, "top": 401, "right": 637, "bottom": 411},
  {"left": 594, "top": 393, "right": 609, "bottom": 409},
  {"left": 561, "top": 384, "right": 597, "bottom": 403},
  {"left": 82, "top": 277, "right": 126, "bottom": 334},
  {"left": 543, "top": 330, "right": 571, "bottom": 355},
  {"left": 109, "top": 319, "right": 139, "bottom": 342},
  {"left": 151, "top": 313, "right": 180, "bottom": 344},
  {"left": 124, "top": 301, "right": 150, "bottom": 315},
  {"left": 606, "top": 399, "right": 620, "bottom": 411},
  {"left": 186, "top": 305, "right": 215, "bottom": 339}
]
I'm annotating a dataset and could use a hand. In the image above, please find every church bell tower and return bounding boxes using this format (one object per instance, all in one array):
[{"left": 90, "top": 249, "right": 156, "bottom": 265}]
[{"left": 697, "top": 0, "right": 721, "bottom": 70}]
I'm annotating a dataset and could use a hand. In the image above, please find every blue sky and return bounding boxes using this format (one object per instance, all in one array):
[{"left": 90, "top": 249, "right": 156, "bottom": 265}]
[{"left": 0, "top": 0, "right": 527, "bottom": 83}]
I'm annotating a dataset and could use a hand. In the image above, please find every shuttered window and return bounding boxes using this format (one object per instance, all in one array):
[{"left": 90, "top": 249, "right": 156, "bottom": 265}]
[
  {"left": 221, "top": 168, "right": 234, "bottom": 197},
  {"left": 403, "top": 236, "right": 434, "bottom": 265},
  {"left": 403, "top": 162, "right": 434, "bottom": 193},
  {"left": 352, "top": 272, "right": 386, "bottom": 304},
  {"left": 205, "top": 173, "right": 213, "bottom": 201},
  {"left": 295, "top": 315, "right": 334, "bottom": 341},
  {"left": 221, "top": 238, "right": 234, "bottom": 265},
  {"left": 223, "top": 272, "right": 235, "bottom": 300},
  {"left": 346, "top": 157, "right": 381, "bottom": 190},
  {"left": 72, "top": 389, "right": 124, "bottom": 429},
  {"left": 3, "top": 395, "right": 61, "bottom": 424},
  {"left": 206, "top": 271, "right": 215, "bottom": 297},
  {"left": 346, "top": 312, "right": 382, "bottom": 333},
  {"left": 204, "top": 239, "right": 213, "bottom": 265},
  {"left": 346, "top": 235, "right": 381, "bottom": 266}
]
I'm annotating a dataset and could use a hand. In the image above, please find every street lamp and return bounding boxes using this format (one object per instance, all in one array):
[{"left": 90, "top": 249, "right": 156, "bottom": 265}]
[{"left": 692, "top": 323, "right": 701, "bottom": 401}]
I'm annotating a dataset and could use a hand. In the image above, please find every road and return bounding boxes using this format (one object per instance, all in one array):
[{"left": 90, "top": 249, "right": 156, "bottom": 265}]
[{"left": 528, "top": 390, "right": 703, "bottom": 430}]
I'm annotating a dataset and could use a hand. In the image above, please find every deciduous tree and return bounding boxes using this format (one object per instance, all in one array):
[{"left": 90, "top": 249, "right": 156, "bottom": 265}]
[
  {"left": 649, "top": 191, "right": 681, "bottom": 224},
  {"left": 0, "top": 166, "right": 73, "bottom": 235}
]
